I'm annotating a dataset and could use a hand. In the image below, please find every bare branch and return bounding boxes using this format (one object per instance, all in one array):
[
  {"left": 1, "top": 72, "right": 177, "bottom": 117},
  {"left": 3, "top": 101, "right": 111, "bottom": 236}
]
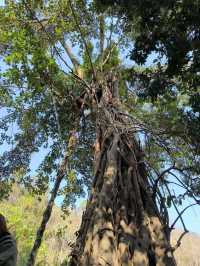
[
  {"left": 61, "top": 41, "right": 80, "bottom": 70},
  {"left": 99, "top": 14, "right": 105, "bottom": 56},
  {"left": 164, "top": 182, "right": 188, "bottom": 233},
  {"left": 170, "top": 202, "right": 198, "bottom": 230},
  {"left": 107, "top": 16, "right": 121, "bottom": 47},
  {"left": 152, "top": 163, "right": 175, "bottom": 198},
  {"left": 168, "top": 171, "right": 200, "bottom": 204},
  {"left": 101, "top": 37, "right": 122, "bottom": 69},
  {"left": 171, "top": 230, "right": 188, "bottom": 251}
]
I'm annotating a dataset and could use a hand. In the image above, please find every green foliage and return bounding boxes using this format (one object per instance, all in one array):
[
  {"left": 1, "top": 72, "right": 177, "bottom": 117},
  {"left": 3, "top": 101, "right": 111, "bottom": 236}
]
[
  {"left": 0, "top": 184, "right": 74, "bottom": 265},
  {"left": 0, "top": 185, "right": 48, "bottom": 265}
]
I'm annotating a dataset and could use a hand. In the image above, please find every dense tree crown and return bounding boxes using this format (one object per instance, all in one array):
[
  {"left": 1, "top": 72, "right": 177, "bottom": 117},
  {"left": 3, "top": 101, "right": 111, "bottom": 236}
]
[{"left": 0, "top": 0, "right": 200, "bottom": 265}]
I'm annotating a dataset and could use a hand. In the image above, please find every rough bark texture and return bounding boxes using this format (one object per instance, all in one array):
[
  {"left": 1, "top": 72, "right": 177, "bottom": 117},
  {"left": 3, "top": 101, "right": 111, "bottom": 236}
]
[{"left": 70, "top": 76, "right": 176, "bottom": 266}]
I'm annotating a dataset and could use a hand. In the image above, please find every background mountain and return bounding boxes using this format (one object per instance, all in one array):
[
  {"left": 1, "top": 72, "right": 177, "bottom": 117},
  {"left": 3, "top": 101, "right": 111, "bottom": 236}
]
[{"left": 171, "top": 230, "right": 200, "bottom": 266}]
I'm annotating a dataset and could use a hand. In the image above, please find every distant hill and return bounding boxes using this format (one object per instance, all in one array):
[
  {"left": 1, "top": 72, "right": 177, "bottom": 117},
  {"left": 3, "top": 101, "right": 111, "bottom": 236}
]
[
  {"left": 171, "top": 230, "right": 200, "bottom": 266},
  {"left": 1, "top": 185, "right": 200, "bottom": 266}
]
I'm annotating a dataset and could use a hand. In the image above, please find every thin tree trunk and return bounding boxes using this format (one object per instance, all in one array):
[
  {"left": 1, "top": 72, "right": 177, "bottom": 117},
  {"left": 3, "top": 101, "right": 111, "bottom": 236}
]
[
  {"left": 26, "top": 154, "right": 68, "bottom": 266},
  {"left": 27, "top": 131, "right": 77, "bottom": 266},
  {"left": 70, "top": 75, "right": 176, "bottom": 266}
]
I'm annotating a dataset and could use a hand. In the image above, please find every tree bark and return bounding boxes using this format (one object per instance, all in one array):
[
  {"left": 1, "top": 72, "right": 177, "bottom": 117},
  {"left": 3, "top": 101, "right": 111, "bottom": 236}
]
[{"left": 70, "top": 76, "right": 176, "bottom": 266}]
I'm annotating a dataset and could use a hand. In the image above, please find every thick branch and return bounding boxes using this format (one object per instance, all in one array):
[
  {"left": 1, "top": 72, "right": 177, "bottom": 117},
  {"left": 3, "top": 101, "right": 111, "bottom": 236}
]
[
  {"left": 63, "top": 42, "right": 80, "bottom": 70},
  {"left": 99, "top": 15, "right": 105, "bottom": 56}
]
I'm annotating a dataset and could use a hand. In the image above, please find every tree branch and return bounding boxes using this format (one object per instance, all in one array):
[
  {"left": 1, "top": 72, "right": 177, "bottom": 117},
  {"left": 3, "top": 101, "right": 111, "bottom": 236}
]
[
  {"left": 152, "top": 163, "right": 175, "bottom": 198},
  {"left": 99, "top": 14, "right": 105, "bottom": 56},
  {"left": 170, "top": 202, "right": 198, "bottom": 230},
  {"left": 62, "top": 41, "right": 80, "bottom": 70}
]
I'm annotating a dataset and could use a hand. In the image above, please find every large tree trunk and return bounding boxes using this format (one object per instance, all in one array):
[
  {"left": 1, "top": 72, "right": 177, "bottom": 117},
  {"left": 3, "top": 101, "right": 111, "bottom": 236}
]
[{"left": 70, "top": 76, "right": 176, "bottom": 266}]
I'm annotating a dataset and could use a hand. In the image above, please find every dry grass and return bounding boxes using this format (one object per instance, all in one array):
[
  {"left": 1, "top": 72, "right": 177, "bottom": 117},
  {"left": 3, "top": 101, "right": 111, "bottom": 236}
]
[{"left": 171, "top": 229, "right": 200, "bottom": 266}]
